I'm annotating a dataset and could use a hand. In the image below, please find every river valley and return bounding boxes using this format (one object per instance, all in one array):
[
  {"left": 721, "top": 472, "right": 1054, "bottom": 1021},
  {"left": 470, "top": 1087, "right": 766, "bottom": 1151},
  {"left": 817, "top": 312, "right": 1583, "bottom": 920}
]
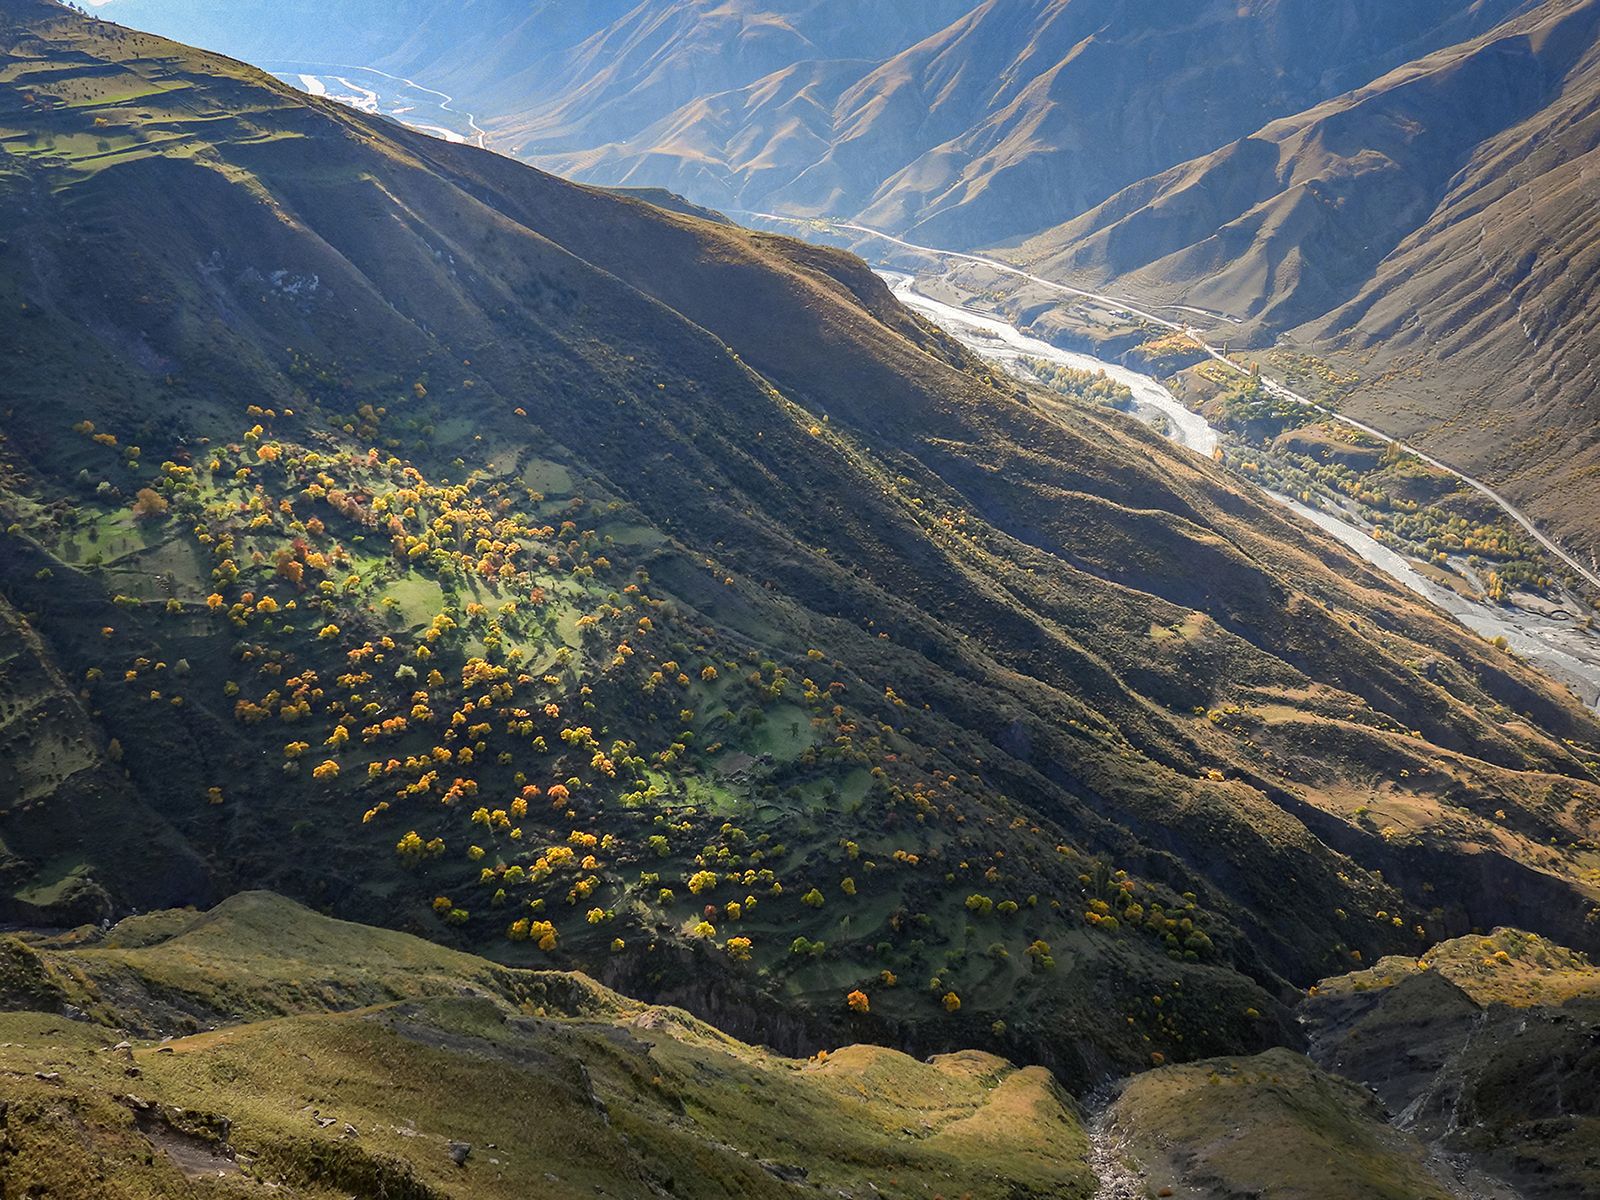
[
  {"left": 265, "top": 61, "right": 487, "bottom": 146},
  {"left": 880, "top": 269, "right": 1600, "bottom": 707},
  {"left": 188, "top": 61, "right": 1600, "bottom": 709}
]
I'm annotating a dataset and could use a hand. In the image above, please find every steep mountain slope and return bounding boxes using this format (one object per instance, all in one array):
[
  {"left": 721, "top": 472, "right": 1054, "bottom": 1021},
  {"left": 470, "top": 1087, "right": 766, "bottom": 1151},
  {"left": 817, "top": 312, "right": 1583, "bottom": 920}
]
[
  {"left": 0, "top": 593, "right": 210, "bottom": 924},
  {"left": 3, "top": 0, "right": 1600, "bottom": 1087},
  {"left": 97, "top": 0, "right": 1535, "bottom": 248},
  {"left": 1015, "top": 0, "right": 1600, "bottom": 555},
  {"left": 0, "top": 892, "right": 1096, "bottom": 1200},
  {"left": 1302, "top": 927, "right": 1600, "bottom": 1197},
  {"left": 1096, "top": 928, "right": 1600, "bottom": 1198},
  {"left": 780, "top": 0, "right": 1536, "bottom": 246},
  {"left": 470, "top": 0, "right": 977, "bottom": 153},
  {"left": 94, "top": 0, "right": 974, "bottom": 148},
  {"left": 90, "top": 1, "right": 1600, "bottom": 550}
]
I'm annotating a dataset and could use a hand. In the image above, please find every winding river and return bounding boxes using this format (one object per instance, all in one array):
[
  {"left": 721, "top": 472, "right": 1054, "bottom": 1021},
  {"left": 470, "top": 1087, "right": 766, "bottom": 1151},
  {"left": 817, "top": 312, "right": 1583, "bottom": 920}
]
[
  {"left": 882, "top": 273, "right": 1217, "bottom": 455},
  {"left": 882, "top": 271, "right": 1600, "bottom": 707},
  {"left": 266, "top": 61, "right": 489, "bottom": 147}
]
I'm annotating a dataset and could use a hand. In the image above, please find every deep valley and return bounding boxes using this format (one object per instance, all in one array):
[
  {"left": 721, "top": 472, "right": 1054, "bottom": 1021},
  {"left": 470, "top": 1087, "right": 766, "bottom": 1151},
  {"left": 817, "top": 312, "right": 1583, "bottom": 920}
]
[{"left": 2, "top": 1, "right": 1599, "bottom": 1196}]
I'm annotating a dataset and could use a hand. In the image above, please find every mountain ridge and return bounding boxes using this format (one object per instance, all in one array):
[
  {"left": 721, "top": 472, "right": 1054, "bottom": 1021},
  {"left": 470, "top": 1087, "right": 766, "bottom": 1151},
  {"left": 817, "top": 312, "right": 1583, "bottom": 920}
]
[
  {"left": 1009, "top": 0, "right": 1600, "bottom": 555},
  {"left": 4, "top": 0, "right": 1600, "bottom": 1092},
  {"left": 84, "top": 0, "right": 1600, "bottom": 550},
  {"left": 94, "top": 0, "right": 1542, "bottom": 246}
]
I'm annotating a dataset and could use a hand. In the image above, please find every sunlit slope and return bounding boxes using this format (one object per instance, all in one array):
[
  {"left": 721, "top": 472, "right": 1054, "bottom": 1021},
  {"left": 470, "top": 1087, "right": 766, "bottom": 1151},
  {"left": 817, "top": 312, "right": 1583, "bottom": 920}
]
[
  {"left": 0, "top": 892, "right": 1094, "bottom": 1200},
  {"left": 2, "top": 0, "right": 1599, "bottom": 1083},
  {"left": 1017, "top": 0, "right": 1600, "bottom": 556},
  {"left": 1100, "top": 929, "right": 1600, "bottom": 1198}
]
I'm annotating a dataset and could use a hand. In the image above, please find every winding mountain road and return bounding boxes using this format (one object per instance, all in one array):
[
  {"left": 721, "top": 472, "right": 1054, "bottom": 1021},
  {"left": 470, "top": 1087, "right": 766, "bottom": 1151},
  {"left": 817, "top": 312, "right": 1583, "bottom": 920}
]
[{"left": 746, "top": 213, "right": 1600, "bottom": 594}]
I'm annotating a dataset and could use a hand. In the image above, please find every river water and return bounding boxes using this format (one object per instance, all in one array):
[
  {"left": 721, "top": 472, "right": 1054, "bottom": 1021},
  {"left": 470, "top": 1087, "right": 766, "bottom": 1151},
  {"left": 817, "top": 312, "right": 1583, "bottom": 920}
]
[
  {"left": 883, "top": 273, "right": 1217, "bottom": 454},
  {"left": 882, "top": 271, "right": 1600, "bottom": 706},
  {"left": 266, "top": 62, "right": 487, "bottom": 146}
]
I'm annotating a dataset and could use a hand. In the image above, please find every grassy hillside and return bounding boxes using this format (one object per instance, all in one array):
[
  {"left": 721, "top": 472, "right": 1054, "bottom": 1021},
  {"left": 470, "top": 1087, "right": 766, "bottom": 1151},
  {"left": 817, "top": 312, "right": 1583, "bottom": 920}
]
[
  {"left": 2, "top": 0, "right": 1600, "bottom": 1086},
  {"left": 0, "top": 892, "right": 1094, "bottom": 1199},
  {"left": 1102, "top": 1048, "right": 1459, "bottom": 1200}
]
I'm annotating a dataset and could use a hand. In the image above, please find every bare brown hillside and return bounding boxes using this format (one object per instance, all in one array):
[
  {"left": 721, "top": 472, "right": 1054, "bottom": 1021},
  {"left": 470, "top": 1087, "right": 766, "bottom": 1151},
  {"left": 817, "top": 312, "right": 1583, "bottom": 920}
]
[{"left": 1014, "top": 0, "right": 1600, "bottom": 556}]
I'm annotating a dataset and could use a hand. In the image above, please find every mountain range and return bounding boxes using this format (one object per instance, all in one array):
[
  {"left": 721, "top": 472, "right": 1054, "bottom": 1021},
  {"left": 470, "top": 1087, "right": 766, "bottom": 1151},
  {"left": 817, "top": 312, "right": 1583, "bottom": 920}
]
[
  {"left": 89, "top": 0, "right": 1536, "bottom": 248},
  {"left": 97, "top": 0, "right": 1600, "bottom": 556},
  {"left": 3, "top": 0, "right": 1600, "bottom": 1193}
]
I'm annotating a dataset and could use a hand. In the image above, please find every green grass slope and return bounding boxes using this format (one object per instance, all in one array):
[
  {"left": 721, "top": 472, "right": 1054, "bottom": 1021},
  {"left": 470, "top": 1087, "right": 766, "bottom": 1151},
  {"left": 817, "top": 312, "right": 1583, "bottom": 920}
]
[
  {"left": 1103, "top": 1048, "right": 1458, "bottom": 1200},
  {"left": 1, "top": 0, "right": 1599, "bottom": 1084},
  {"left": 0, "top": 892, "right": 1093, "bottom": 1200}
]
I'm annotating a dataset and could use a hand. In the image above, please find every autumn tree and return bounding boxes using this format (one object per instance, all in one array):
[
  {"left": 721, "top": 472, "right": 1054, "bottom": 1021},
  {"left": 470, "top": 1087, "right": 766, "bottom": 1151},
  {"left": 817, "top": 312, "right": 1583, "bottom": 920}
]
[{"left": 131, "top": 488, "right": 168, "bottom": 520}]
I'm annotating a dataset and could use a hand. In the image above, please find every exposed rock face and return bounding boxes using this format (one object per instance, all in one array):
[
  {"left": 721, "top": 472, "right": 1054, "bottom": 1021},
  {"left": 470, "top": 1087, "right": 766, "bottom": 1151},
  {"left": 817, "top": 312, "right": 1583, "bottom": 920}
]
[{"left": 1300, "top": 933, "right": 1600, "bottom": 1199}]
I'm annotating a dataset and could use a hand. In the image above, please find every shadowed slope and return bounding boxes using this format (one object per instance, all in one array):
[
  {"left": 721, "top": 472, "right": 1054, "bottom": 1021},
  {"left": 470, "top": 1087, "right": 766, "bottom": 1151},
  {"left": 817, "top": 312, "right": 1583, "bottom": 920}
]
[{"left": 2, "top": 0, "right": 1599, "bottom": 1083}]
